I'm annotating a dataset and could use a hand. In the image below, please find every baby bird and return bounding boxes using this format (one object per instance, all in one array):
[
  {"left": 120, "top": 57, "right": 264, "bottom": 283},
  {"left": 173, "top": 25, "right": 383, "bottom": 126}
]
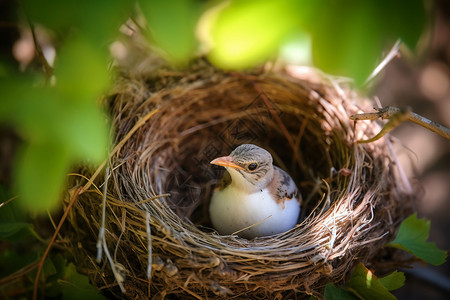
[{"left": 209, "top": 144, "right": 301, "bottom": 239}]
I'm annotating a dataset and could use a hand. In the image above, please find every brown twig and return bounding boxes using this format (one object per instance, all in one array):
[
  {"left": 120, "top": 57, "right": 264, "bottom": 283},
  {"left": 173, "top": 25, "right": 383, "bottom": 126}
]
[
  {"left": 32, "top": 187, "right": 82, "bottom": 300},
  {"left": 350, "top": 106, "right": 450, "bottom": 143}
]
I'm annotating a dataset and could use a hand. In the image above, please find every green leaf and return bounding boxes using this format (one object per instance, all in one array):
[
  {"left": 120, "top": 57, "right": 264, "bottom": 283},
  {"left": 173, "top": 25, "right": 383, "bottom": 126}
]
[
  {"left": 55, "top": 37, "right": 110, "bottom": 100},
  {"left": 140, "top": 0, "right": 202, "bottom": 64},
  {"left": 207, "top": 0, "right": 309, "bottom": 69},
  {"left": 348, "top": 263, "right": 397, "bottom": 300},
  {"left": 1, "top": 74, "right": 109, "bottom": 213},
  {"left": 387, "top": 214, "right": 447, "bottom": 266},
  {"left": 56, "top": 103, "right": 109, "bottom": 163},
  {"left": 13, "top": 141, "right": 71, "bottom": 212},
  {"left": 60, "top": 263, "right": 105, "bottom": 300},
  {"left": 379, "top": 270, "right": 405, "bottom": 291},
  {"left": 324, "top": 283, "right": 358, "bottom": 300}
]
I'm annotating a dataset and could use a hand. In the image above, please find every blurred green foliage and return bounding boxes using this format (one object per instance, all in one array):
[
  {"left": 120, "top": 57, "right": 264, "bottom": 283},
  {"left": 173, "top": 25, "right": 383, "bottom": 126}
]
[
  {"left": 203, "top": 0, "right": 426, "bottom": 84},
  {"left": 139, "top": 0, "right": 203, "bottom": 65},
  {"left": 207, "top": 0, "right": 304, "bottom": 68},
  {"left": 309, "top": 0, "right": 426, "bottom": 83}
]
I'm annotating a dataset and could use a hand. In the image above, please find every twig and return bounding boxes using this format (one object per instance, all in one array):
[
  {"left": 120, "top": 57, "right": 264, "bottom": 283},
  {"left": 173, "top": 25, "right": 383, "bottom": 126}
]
[
  {"left": 33, "top": 187, "right": 82, "bottom": 300},
  {"left": 364, "top": 40, "right": 401, "bottom": 85},
  {"left": 28, "top": 21, "right": 53, "bottom": 78},
  {"left": 146, "top": 212, "right": 152, "bottom": 279},
  {"left": 90, "top": 110, "right": 160, "bottom": 292},
  {"left": 350, "top": 106, "right": 450, "bottom": 143},
  {"left": 0, "top": 195, "right": 19, "bottom": 208},
  {"left": 95, "top": 165, "right": 126, "bottom": 293},
  {"left": 96, "top": 165, "right": 110, "bottom": 263}
]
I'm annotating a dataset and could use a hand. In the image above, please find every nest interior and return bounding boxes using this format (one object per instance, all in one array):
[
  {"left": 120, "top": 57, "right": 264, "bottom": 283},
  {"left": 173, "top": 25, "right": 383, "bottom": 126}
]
[{"left": 64, "top": 59, "right": 416, "bottom": 299}]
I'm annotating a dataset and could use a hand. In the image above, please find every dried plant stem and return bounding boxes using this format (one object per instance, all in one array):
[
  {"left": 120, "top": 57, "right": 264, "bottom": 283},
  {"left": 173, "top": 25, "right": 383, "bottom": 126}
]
[
  {"left": 33, "top": 187, "right": 81, "bottom": 300},
  {"left": 96, "top": 165, "right": 110, "bottom": 262},
  {"left": 351, "top": 106, "right": 450, "bottom": 142},
  {"left": 146, "top": 212, "right": 152, "bottom": 279},
  {"left": 364, "top": 41, "right": 401, "bottom": 85},
  {"left": 232, "top": 215, "right": 273, "bottom": 236}
]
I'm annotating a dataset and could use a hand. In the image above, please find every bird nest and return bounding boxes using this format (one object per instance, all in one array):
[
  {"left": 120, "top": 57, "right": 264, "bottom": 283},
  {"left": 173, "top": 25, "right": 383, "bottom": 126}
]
[{"left": 63, "top": 57, "right": 416, "bottom": 299}]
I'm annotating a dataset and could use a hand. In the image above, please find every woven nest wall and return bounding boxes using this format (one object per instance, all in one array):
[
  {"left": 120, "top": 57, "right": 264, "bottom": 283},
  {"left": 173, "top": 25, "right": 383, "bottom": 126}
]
[{"left": 64, "top": 58, "right": 416, "bottom": 299}]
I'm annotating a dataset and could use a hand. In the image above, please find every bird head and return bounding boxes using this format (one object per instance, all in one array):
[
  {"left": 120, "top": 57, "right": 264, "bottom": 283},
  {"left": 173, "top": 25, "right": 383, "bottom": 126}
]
[{"left": 210, "top": 144, "right": 274, "bottom": 192}]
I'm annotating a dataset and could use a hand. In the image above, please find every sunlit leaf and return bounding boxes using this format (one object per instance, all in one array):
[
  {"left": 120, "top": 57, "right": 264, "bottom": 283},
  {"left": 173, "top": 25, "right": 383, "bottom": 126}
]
[
  {"left": 13, "top": 141, "right": 70, "bottom": 212},
  {"left": 140, "top": 0, "right": 202, "bottom": 64},
  {"left": 207, "top": 0, "right": 306, "bottom": 69},
  {"left": 379, "top": 270, "right": 405, "bottom": 291},
  {"left": 387, "top": 214, "right": 447, "bottom": 266},
  {"left": 56, "top": 103, "right": 109, "bottom": 163},
  {"left": 324, "top": 283, "right": 358, "bottom": 300},
  {"left": 348, "top": 263, "right": 397, "bottom": 300},
  {"left": 55, "top": 37, "right": 110, "bottom": 99}
]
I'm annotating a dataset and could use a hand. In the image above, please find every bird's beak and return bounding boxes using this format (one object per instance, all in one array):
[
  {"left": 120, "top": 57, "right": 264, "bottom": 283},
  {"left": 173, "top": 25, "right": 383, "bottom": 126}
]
[{"left": 210, "top": 156, "right": 245, "bottom": 170}]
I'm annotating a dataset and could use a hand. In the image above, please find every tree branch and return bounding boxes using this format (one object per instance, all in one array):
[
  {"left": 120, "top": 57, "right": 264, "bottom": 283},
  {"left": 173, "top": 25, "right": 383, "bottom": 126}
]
[{"left": 350, "top": 106, "right": 450, "bottom": 143}]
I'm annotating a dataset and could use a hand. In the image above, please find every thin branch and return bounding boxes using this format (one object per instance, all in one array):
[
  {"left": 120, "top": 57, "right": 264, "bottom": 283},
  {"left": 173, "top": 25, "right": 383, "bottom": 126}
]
[
  {"left": 364, "top": 40, "right": 401, "bottom": 85},
  {"left": 33, "top": 187, "right": 82, "bottom": 300},
  {"left": 96, "top": 165, "right": 110, "bottom": 263},
  {"left": 350, "top": 106, "right": 450, "bottom": 143},
  {"left": 146, "top": 212, "right": 152, "bottom": 279},
  {"left": 28, "top": 21, "right": 53, "bottom": 78}
]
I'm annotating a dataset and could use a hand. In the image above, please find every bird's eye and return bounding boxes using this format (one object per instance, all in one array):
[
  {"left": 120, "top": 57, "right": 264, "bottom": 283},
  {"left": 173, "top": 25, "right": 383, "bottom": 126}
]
[{"left": 247, "top": 162, "right": 258, "bottom": 171}]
